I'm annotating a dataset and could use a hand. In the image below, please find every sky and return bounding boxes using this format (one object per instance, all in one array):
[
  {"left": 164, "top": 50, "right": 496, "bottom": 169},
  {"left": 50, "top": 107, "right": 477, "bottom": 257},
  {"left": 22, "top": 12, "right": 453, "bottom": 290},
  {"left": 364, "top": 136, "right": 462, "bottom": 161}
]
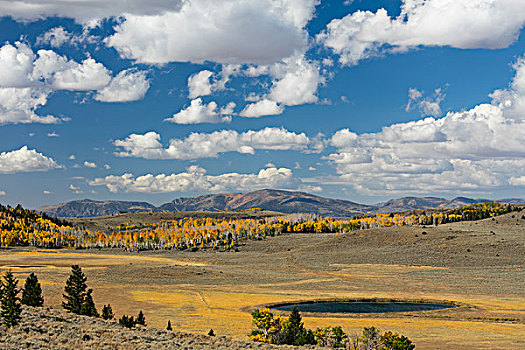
[{"left": 0, "top": 0, "right": 525, "bottom": 208}]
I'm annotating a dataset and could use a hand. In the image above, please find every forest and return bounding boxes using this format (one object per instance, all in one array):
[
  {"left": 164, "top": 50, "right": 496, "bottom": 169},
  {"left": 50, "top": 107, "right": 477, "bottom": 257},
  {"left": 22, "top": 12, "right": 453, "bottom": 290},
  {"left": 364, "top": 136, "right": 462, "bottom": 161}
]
[{"left": 0, "top": 202, "right": 519, "bottom": 251}]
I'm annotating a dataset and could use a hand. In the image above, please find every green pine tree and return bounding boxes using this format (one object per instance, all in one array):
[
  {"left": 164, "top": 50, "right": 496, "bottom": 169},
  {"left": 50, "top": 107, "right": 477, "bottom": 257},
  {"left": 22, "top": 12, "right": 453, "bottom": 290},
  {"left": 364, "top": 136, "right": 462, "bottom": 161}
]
[
  {"left": 166, "top": 320, "right": 172, "bottom": 331},
  {"left": 283, "top": 307, "right": 306, "bottom": 345},
  {"left": 62, "top": 265, "right": 88, "bottom": 314},
  {"left": 0, "top": 271, "right": 22, "bottom": 327},
  {"left": 208, "top": 329, "right": 215, "bottom": 336},
  {"left": 79, "top": 288, "right": 99, "bottom": 317},
  {"left": 119, "top": 314, "right": 135, "bottom": 328},
  {"left": 21, "top": 273, "right": 44, "bottom": 307},
  {"left": 102, "top": 304, "right": 114, "bottom": 320},
  {"left": 136, "top": 310, "right": 146, "bottom": 326}
]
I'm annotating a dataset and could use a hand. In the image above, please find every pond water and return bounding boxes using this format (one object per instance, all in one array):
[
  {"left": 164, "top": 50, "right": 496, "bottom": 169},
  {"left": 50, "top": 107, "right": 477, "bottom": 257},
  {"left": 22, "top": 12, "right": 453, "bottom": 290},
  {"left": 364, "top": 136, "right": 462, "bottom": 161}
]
[{"left": 273, "top": 301, "right": 455, "bottom": 313}]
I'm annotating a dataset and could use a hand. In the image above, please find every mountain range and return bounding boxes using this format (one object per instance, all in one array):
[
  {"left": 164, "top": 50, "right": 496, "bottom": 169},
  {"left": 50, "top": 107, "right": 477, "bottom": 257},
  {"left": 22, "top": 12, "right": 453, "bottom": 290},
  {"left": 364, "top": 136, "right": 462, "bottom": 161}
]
[{"left": 34, "top": 189, "right": 523, "bottom": 218}]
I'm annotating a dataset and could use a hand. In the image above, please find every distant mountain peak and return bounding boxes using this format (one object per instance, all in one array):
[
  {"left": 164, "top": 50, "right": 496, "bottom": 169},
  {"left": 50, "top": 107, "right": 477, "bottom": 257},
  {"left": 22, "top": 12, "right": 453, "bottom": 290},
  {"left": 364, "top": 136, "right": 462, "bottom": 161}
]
[{"left": 36, "top": 191, "right": 523, "bottom": 218}]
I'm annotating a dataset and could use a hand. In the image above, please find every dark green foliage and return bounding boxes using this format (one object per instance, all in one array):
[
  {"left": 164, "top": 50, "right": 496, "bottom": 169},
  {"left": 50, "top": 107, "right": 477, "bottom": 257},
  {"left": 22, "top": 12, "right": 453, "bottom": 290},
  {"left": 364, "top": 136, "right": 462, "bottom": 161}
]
[
  {"left": 208, "top": 329, "right": 215, "bottom": 336},
  {"left": 166, "top": 320, "right": 172, "bottom": 330},
  {"left": 21, "top": 273, "right": 44, "bottom": 307},
  {"left": 119, "top": 315, "right": 135, "bottom": 328},
  {"left": 136, "top": 310, "right": 146, "bottom": 326},
  {"left": 79, "top": 289, "right": 98, "bottom": 317},
  {"left": 62, "top": 265, "right": 88, "bottom": 314},
  {"left": 0, "top": 271, "right": 22, "bottom": 327},
  {"left": 102, "top": 304, "right": 114, "bottom": 320},
  {"left": 282, "top": 307, "right": 315, "bottom": 345}
]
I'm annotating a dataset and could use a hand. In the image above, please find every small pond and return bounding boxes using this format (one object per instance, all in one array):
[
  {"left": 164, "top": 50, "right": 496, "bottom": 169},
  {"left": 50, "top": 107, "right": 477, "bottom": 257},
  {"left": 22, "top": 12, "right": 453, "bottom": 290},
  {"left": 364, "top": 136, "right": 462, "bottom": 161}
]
[{"left": 272, "top": 301, "right": 456, "bottom": 314}]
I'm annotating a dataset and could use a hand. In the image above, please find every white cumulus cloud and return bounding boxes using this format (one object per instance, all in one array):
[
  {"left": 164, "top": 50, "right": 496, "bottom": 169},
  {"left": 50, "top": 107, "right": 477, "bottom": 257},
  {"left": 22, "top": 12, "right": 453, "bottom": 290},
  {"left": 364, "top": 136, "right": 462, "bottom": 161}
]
[
  {"left": 95, "top": 69, "right": 150, "bottom": 102},
  {"left": 187, "top": 70, "right": 214, "bottom": 99},
  {"left": 106, "top": 0, "right": 317, "bottom": 65},
  {"left": 89, "top": 166, "right": 297, "bottom": 193},
  {"left": 240, "top": 99, "right": 284, "bottom": 118},
  {"left": 325, "top": 58, "right": 525, "bottom": 195},
  {"left": 114, "top": 127, "right": 311, "bottom": 160},
  {"left": 165, "top": 98, "right": 232, "bottom": 124},
  {"left": 0, "top": 146, "right": 61, "bottom": 174},
  {"left": 0, "top": 42, "right": 150, "bottom": 124},
  {"left": 318, "top": 0, "right": 525, "bottom": 65}
]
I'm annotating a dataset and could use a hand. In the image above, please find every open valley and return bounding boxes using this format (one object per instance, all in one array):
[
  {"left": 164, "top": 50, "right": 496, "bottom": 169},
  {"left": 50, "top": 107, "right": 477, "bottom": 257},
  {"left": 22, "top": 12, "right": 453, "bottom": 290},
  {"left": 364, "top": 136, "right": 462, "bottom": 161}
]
[{"left": 1, "top": 211, "right": 523, "bottom": 349}]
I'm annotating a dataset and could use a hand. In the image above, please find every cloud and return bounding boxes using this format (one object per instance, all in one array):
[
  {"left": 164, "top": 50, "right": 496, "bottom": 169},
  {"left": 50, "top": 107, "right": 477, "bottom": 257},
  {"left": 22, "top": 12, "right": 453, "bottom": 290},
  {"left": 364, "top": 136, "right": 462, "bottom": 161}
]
[
  {"left": 43, "top": 190, "right": 52, "bottom": 194},
  {"left": 165, "top": 98, "right": 232, "bottom": 124},
  {"left": 0, "top": 87, "right": 60, "bottom": 125},
  {"left": 84, "top": 161, "right": 97, "bottom": 168},
  {"left": 187, "top": 70, "right": 213, "bottom": 99},
  {"left": 36, "top": 26, "right": 98, "bottom": 47},
  {"left": 268, "top": 56, "right": 324, "bottom": 106},
  {"left": 325, "top": 59, "right": 525, "bottom": 195},
  {"left": 114, "top": 127, "right": 311, "bottom": 160},
  {"left": 0, "top": 146, "right": 61, "bottom": 174},
  {"left": 89, "top": 166, "right": 297, "bottom": 193},
  {"left": 0, "top": 1, "right": 185, "bottom": 25},
  {"left": 106, "top": 0, "right": 316, "bottom": 65},
  {"left": 240, "top": 99, "right": 284, "bottom": 118},
  {"left": 236, "top": 55, "right": 324, "bottom": 117},
  {"left": 406, "top": 87, "right": 446, "bottom": 117},
  {"left": 318, "top": 0, "right": 525, "bottom": 65},
  {"left": 0, "top": 190, "right": 5, "bottom": 196},
  {"left": 36, "top": 27, "right": 72, "bottom": 47},
  {"left": 47, "top": 132, "right": 59, "bottom": 137},
  {"left": 95, "top": 69, "right": 150, "bottom": 102},
  {"left": 490, "top": 57, "right": 525, "bottom": 120},
  {"left": 0, "top": 42, "right": 150, "bottom": 124}
]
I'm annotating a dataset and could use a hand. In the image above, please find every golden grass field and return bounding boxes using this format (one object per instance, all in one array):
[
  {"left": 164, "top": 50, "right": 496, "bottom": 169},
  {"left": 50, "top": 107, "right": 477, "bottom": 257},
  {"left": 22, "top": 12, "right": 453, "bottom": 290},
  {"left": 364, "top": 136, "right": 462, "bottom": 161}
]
[{"left": 0, "top": 211, "right": 523, "bottom": 349}]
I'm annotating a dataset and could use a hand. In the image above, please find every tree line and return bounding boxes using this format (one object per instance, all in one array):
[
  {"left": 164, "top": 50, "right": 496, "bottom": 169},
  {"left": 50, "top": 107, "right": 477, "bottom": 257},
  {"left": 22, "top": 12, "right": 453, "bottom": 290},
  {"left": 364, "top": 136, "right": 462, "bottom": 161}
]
[
  {"left": 250, "top": 307, "right": 415, "bottom": 349},
  {"left": 0, "top": 202, "right": 519, "bottom": 251}
]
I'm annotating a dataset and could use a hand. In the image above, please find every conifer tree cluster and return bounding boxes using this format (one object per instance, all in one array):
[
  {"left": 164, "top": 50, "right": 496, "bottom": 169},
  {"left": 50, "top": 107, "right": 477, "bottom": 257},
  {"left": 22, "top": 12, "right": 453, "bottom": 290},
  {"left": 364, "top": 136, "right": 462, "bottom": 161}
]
[{"left": 119, "top": 310, "right": 146, "bottom": 329}]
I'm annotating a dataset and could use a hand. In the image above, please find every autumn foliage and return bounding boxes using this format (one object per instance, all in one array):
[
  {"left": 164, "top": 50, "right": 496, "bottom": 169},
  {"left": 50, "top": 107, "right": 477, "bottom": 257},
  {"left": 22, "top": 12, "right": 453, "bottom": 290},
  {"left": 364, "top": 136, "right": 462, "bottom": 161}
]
[{"left": 0, "top": 202, "right": 517, "bottom": 251}]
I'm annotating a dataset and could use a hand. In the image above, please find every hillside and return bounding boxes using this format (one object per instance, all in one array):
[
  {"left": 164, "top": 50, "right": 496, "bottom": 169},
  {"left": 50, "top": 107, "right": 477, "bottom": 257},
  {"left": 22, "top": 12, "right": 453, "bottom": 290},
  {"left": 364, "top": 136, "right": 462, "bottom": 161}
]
[
  {"left": 35, "top": 190, "right": 524, "bottom": 218},
  {"left": 376, "top": 196, "right": 523, "bottom": 212},
  {"left": 0, "top": 306, "right": 312, "bottom": 350},
  {"left": 37, "top": 199, "right": 156, "bottom": 217},
  {"left": 158, "top": 189, "right": 374, "bottom": 217}
]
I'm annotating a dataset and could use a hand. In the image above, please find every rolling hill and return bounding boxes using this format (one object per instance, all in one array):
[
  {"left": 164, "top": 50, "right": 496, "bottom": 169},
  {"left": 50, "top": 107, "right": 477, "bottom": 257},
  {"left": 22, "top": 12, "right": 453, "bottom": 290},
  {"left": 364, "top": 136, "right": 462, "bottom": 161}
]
[
  {"left": 35, "top": 190, "right": 523, "bottom": 218},
  {"left": 158, "top": 189, "right": 374, "bottom": 217},
  {"left": 36, "top": 199, "right": 156, "bottom": 217}
]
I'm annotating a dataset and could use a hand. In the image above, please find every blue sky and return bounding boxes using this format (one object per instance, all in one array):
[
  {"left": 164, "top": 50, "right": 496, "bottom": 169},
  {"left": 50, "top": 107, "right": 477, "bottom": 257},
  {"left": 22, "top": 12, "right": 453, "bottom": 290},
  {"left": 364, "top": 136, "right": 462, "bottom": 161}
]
[{"left": 0, "top": 0, "right": 524, "bottom": 208}]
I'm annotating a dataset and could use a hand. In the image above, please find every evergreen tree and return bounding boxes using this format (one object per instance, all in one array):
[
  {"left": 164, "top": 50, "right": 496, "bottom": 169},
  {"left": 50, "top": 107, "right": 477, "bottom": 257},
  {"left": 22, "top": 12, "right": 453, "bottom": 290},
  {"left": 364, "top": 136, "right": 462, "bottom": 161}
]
[
  {"left": 102, "top": 304, "right": 114, "bottom": 320},
  {"left": 62, "top": 265, "right": 88, "bottom": 314},
  {"left": 136, "top": 310, "right": 146, "bottom": 326},
  {"left": 166, "top": 320, "right": 172, "bottom": 331},
  {"left": 208, "top": 329, "right": 215, "bottom": 336},
  {"left": 283, "top": 307, "right": 307, "bottom": 345},
  {"left": 79, "top": 289, "right": 99, "bottom": 317},
  {"left": 21, "top": 273, "right": 44, "bottom": 307},
  {"left": 119, "top": 315, "right": 135, "bottom": 328},
  {"left": 0, "top": 271, "right": 22, "bottom": 327}
]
